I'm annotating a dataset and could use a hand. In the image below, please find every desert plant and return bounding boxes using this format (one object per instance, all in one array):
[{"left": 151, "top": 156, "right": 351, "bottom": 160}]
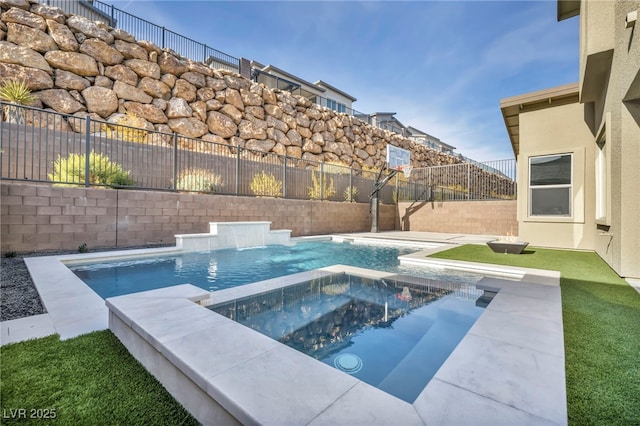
[
  {"left": 343, "top": 185, "right": 359, "bottom": 202},
  {"left": 250, "top": 171, "right": 282, "bottom": 197},
  {"left": 308, "top": 171, "right": 336, "bottom": 200},
  {"left": 78, "top": 243, "right": 88, "bottom": 253},
  {"left": 175, "top": 168, "right": 223, "bottom": 193},
  {"left": 48, "top": 151, "right": 134, "bottom": 187},
  {"left": 0, "top": 79, "right": 36, "bottom": 124},
  {"left": 4, "top": 250, "right": 17, "bottom": 258}
]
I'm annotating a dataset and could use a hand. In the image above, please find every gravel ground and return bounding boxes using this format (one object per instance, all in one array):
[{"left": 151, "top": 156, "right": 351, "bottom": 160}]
[
  {"left": 1, "top": 245, "right": 173, "bottom": 322},
  {"left": 1, "top": 255, "right": 45, "bottom": 322}
]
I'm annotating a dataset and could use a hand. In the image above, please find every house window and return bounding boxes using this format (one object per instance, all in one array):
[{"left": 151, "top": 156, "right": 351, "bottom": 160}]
[
  {"left": 327, "top": 98, "right": 346, "bottom": 113},
  {"left": 529, "top": 154, "right": 572, "bottom": 216}
]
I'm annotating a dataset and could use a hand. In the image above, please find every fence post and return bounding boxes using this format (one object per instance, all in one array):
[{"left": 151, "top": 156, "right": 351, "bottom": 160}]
[
  {"left": 235, "top": 147, "right": 241, "bottom": 195},
  {"left": 110, "top": 4, "right": 114, "bottom": 25},
  {"left": 172, "top": 133, "right": 178, "bottom": 190},
  {"left": 320, "top": 162, "right": 324, "bottom": 201},
  {"left": 282, "top": 156, "right": 287, "bottom": 199},
  {"left": 467, "top": 162, "right": 471, "bottom": 200},
  {"left": 203, "top": 43, "right": 207, "bottom": 63},
  {"left": 349, "top": 167, "right": 353, "bottom": 202},
  {"left": 162, "top": 26, "right": 165, "bottom": 49},
  {"left": 84, "top": 116, "right": 91, "bottom": 187}
]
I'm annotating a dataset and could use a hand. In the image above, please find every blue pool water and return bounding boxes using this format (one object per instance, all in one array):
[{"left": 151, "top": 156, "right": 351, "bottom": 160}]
[
  {"left": 70, "top": 241, "right": 481, "bottom": 298},
  {"left": 210, "top": 273, "right": 489, "bottom": 403}
]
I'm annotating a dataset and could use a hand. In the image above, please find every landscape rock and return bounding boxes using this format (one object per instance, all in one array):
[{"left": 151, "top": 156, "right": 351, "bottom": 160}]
[
  {"left": 66, "top": 15, "right": 114, "bottom": 44},
  {"left": 44, "top": 51, "right": 98, "bottom": 76},
  {"left": 125, "top": 58, "right": 160, "bottom": 79},
  {"left": 54, "top": 69, "right": 90, "bottom": 91},
  {"left": 206, "top": 111, "right": 237, "bottom": 138},
  {"left": 166, "top": 97, "right": 192, "bottom": 118},
  {"left": 137, "top": 76, "right": 170, "bottom": 100},
  {"left": 79, "top": 38, "right": 123, "bottom": 65},
  {"left": 114, "top": 39, "right": 147, "bottom": 60},
  {"left": 0, "top": 41, "right": 52, "bottom": 72},
  {"left": 46, "top": 19, "right": 78, "bottom": 52},
  {"left": 1, "top": 6, "right": 46, "bottom": 31},
  {"left": 82, "top": 86, "right": 118, "bottom": 117},
  {"left": 173, "top": 78, "right": 196, "bottom": 102},
  {"left": 167, "top": 117, "right": 208, "bottom": 138},
  {"left": 158, "top": 51, "right": 188, "bottom": 76},
  {"left": 36, "top": 89, "right": 85, "bottom": 114},
  {"left": 113, "top": 80, "right": 152, "bottom": 103},
  {"left": 0, "top": 63, "right": 53, "bottom": 90},
  {"left": 180, "top": 71, "right": 205, "bottom": 88},
  {"left": 104, "top": 64, "right": 138, "bottom": 86},
  {"left": 29, "top": 4, "right": 65, "bottom": 23}
]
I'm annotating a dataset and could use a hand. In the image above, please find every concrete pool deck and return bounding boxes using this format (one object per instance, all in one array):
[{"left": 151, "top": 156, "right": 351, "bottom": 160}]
[
  {"left": 107, "top": 265, "right": 567, "bottom": 425},
  {"left": 0, "top": 230, "right": 570, "bottom": 424}
]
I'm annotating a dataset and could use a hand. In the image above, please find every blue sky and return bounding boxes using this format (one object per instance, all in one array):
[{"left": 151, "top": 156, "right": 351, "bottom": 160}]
[{"left": 109, "top": 1, "right": 579, "bottom": 162}]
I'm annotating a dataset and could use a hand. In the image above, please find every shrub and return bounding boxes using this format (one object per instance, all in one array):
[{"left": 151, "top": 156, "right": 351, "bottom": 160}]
[
  {"left": 175, "top": 168, "right": 223, "bottom": 193},
  {"left": 78, "top": 243, "right": 88, "bottom": 253},
  {"left": 250, "top": 171, "right": 282, "bottom": 197},
  {"left": 48, "top": 151, "right": 134, "bottom": 187},
  {"left": 0, "top": 79, "right": 36, "bottom": 124},
  {"left": 343, "top": 185, "right": 359, "bottom": 202},
  {"left": 4, "top": 250, "right": 17, "bottom": 258},
  {"left": 308, "top": 171, "right": 336, "bottom": 200}
]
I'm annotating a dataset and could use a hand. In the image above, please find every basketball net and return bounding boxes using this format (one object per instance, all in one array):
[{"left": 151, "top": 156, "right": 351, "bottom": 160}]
[{"left": 397, "top": 165, "right": 413, "bottom": 178}]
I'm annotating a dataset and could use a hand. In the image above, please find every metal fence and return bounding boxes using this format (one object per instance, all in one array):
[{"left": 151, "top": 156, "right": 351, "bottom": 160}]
[
  {"left": 0, "top": 103, "right": 405, "bottom": 204},
  {"left": 409, "top": 159, "right": 517, "bottom": 201},
  {"left": 43, "top": 0, "right": 240, "bottom": 73},
  {"left": 0, "top": 103, "right": 516, "bottom": 203}
]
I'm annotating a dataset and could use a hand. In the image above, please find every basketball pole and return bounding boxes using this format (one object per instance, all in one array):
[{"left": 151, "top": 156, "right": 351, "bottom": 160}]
[{"left": 369, "top": 166, "right": 398, "bottom": 233}]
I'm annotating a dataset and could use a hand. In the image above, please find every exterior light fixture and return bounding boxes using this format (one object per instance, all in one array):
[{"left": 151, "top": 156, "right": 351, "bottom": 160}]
[{"left": 626, "top": 10, "right": 637, "bottom": 28}]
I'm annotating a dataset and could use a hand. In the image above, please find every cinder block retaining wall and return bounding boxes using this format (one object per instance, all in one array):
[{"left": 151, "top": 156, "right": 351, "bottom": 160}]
[
  {"left": 397, "top": 200, "right": 518, "bottom": 236},
  {"left": 0, "top": 182, "right": 396, "bottom": 252}
]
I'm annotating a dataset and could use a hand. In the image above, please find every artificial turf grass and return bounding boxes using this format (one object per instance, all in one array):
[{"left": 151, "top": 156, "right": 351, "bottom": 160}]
[
  {"left": 430, "top": 245, "right": 640, "bottom": 425},
  {"left": 0, "top": 330, "right": 199, "bottom": 426}
]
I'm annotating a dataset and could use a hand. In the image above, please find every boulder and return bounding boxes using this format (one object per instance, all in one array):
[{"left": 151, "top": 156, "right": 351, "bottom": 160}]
[
  {"left": 265, "top": 104, "right": 282, "bottom": 119},
  {"left": 1, "top": 0, "right": 30, "bottom": 11},
  {"left": 79, "top": 38, "right": 124, "bottom": 66},
  {"left": 180, "top": 71, "right": 205, "bottom": 88},
  {"left": 1, "top": 6, "right": 46, "bottom": 31},
  {"left": 25, "top": 107, "right": 70, "bottom": 131},
  {"left": 94, "top": 76, "right": 112, "bottom": 88},
  {"left": 66, "top": 15, "right": 114, "bottom": 44},
  {"left": 206, "top": 77, "right": 227, "bottom": 91},
  {"left": 114, "top": 40, "right": 147, "bottom": 60},
  {"left": 286, "top": 129, "right": 302, "bottom": 147},
  {"left": 29, "top": 4, "right": 66, "bottom": 24},
  {"left": 7, "top": 23, "right": 57, "bottom": 53},
  {"left": 302, "top": 140, "right": 322, "bottom": 154},
  {"left": 272, "top": 142, "right": 287, "bottom": 156},
  {"left": 224, "top": 88, "right": 243, "bottom": 111},
  {"left": 205, "top": 99, "right": 222, "bottom": 111},
  {"left": 137, "top": 76, "right": 171, "bottom": 100},
  {"left": 158, "top": 51, "right": 188, "bottom": 76},
  {"left": 44, "top": 51, "right": 98, "bottom": 76},
  {"left": 286, "top": 146, "right": 302, "bottom": 158},
  {"left": 104, "top": 64, "right": 138, "bottom": 86},
  {"left": 0, "top": 63, "right": 53, "bottom": 90},
  {"left": 241, "top": 88, "right": 262, "bottom": 106},
  {"left": 45, "top": 19, "right": 78, "bottom": 52},
  {"left": 123, "top": 101, "right": 168, "bottom": 124},
  {"left": 172, "top": 78, "right": 196, "bottom": 102},
  {"left": 110, "top": 29, "right": 136, "bottom": 43},
  {"left": 267, "top": 128, "right": 290, "bottom": 146},
  {"left": 190, "top": 100, "right": 207, "bottom": 121},
  {"left": 67, "top": 111, "right": 103, "bottom": 133},
  {"left": 124, "top": 58, "right": 161, "bottom": 79},
  {"left": 54, "top": 69, "right": 90, "bottom": 91},
  {"left": 206, "top": 111, "right": 237, "bottom": 138},
  {"left": 0, "top": 41, "right": 52, "bottom": 73},
  {"left": 112, "top": 80, "right": 152, "bottom": 103},
  {"left": 165, "top": 97, "right": 192, "bottom": 118},
  {"left": 245, "top": 105, "right": 264, "bottom": 120},
  {"left": 238, "top": 119, "right": 266, "bottom": 140},
  {"left": 220, "top": 104, "right": 242, "bottom": 124},
  {"left": 167, "top": 117, "right": 208, "bottom": 138},
  {"left": 36, "top": 88, "right": 85, "bottom": 114},
  {"left": 245, "top": 139, "right": 275, "bottom": 153},
  {"left": 82, "top": 86, "right": 118, "bottom": 118},
  {"left": 266, "top": 115, "right": 288, "bottom": 132},
  {"left": 196, "top": 87, "right": 215, "bottom": 102}
]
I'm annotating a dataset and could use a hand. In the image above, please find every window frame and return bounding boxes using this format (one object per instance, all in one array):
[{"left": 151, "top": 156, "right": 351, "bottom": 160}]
[{"left": 528, "top": 153, "right": 573, "bottom": 217}]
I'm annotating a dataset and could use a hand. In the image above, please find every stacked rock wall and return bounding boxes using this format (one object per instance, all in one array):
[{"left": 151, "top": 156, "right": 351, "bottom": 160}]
[{"left": 0, "top": 0, "right": 462, "bottom": 170}]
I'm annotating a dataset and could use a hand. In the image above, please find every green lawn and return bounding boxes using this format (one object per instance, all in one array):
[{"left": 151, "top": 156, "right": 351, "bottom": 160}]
[
  {"left": 0, "top": 331, "right": 198, "bottom": 425},
  {"left": 430, "top": 245, "right": 640, "bottom": 425}
]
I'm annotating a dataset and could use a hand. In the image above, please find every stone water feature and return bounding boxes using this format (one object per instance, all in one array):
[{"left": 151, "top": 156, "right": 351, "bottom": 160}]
[{"left": 175, "top": 221, "right": 292, "bottom": 251}]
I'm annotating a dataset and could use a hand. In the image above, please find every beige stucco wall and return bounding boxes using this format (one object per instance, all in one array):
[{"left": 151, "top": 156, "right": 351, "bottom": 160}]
[
  {"left": 0, "top": 182, "right": 397, "bottom": 252},
  {"left": 397, "top": 200, "right": 517, "bottom": 236},
  {"left": 581, "top": 0, "right": 640, "bottom": 278},
  {"left": 516, "top": 101, "right": 596, "bottom": 251}
]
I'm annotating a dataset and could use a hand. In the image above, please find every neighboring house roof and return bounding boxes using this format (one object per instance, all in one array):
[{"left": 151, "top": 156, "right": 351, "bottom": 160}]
[
  {"left": 406, "top": 126, "right": 456, "bottom": 151},
  {"left": 314, "top": 80, "right": 357, "bottom": 102},
  {"left": 500, "top": 82, "right": 580, "bottom": 156}
]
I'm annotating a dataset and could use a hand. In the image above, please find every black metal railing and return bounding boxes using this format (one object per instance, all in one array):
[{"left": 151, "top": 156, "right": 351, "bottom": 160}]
[
  {"left": 1, "top": 103, "right": 430, "bottom": 205},
  {"left": 43, "top": 0, "right": 240, "bottom": 72}
]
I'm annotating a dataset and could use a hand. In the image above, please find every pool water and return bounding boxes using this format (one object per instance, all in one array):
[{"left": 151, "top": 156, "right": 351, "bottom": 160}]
[
  {"left": 70, "top": 241, "right": 481, "bottom": 298},
  {"left": 210, "top": 273, "right": 489, "bottom": 403}
]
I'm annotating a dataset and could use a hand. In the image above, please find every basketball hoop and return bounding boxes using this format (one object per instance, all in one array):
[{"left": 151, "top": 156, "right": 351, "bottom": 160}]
[{"left": 398, "top": 165, "right": 413, "bottom": 178}]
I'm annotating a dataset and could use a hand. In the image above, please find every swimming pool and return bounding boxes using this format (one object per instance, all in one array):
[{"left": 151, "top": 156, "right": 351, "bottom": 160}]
[
  {"left": 210, "top": 272, "right": 489, "bottom": 403},
  {"left": 70, "top": 241, "right": 482, "bottom": 298}
]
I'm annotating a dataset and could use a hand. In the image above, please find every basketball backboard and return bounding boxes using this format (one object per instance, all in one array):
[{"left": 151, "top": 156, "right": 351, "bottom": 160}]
[{"left": 386, "top": 144, "right": 411, "bottom": 170}]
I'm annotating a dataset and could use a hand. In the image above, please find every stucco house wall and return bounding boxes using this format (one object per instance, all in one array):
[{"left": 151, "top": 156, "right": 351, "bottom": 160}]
[{"left": 516, "top": 97, "right": 596, "bottom": 251}]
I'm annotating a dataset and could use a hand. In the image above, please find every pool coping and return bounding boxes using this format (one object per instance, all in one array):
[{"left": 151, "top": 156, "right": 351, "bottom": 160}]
[{"left": 106, "top": 264, "right": 567, "bottom": 425}]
